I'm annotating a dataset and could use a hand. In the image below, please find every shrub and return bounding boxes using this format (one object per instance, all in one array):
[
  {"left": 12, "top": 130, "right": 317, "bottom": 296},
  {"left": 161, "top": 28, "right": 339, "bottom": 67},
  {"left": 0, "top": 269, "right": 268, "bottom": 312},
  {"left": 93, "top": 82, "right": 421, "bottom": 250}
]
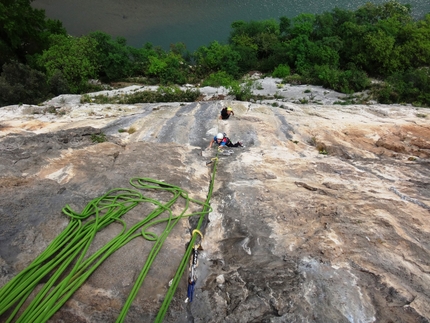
[
  {"left": 38, "top": 34, "right": 99, "bottom": 94},
  {"left": 201, "top": 71, "right": 235, "bottom": 87},
  {"left": 228, "top": 80, "right": 253, "bottom": 101},
  {"left": 48, "top": 70, "right": 70, "bottom": 95},
  {"left": 272, "top": 64, "right": 291, "bottom": 78},
  {"left": 313, "top": 64, "right": 370, "bottom": 93},
  {"left": 384, "top": 68, "right": 430, "bottom": 106},
  {"left": 371, "top": 68, "right": 430, "bottom": 106},
  {"left": 0, "top": 61, "right": 49, "bottom": 106},
  {"left": 81, "top": 86, "right": 201, "bottom": 104},
  {"left": 283, "top": 73, "right": 310, "bottom": 85},
  {"left": 91, "top": 132, "right": 107, "bottom": 143}
]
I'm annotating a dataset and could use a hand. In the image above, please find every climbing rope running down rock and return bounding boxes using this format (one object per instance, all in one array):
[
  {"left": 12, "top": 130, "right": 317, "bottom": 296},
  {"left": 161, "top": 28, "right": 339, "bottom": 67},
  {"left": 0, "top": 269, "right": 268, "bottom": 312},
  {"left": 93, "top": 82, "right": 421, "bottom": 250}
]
[{"left": 0, "top": 172, "right": 220, "bottom": 323}]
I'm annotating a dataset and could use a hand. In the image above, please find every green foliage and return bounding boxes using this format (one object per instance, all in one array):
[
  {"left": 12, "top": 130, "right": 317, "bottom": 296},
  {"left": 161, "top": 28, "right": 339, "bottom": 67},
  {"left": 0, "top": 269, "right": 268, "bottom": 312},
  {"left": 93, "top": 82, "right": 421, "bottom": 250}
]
[
  {"left": 279, "top": 16, "right": 291, "bottom": 37},
  {"left": 283, "top": 34, "right": 339, "bottom": 73},
  {"left": 374, "top": 67, "right": 430, "bottom": 106},
  {"left": 313, "top": 12, "right": 336, "bottom": 39},
  {"left": 230, "top": 45, "right": 258, "bottom": 73},
  {"left": 0, "top": 61, "right": 49, "bottom": 106},
  {"left": 38, "top": 34, "right": 99, "bottom": 93},
  {"left": 1, "top": 0, "right": 430, "bottom": 108},
  {"left": 319, "top": 149, "right": 328, "bottom": 155},
  {"left": 91, "top": 132, "right": 107, "bottom": 143},
  {"left": 201, "top": 71, "right": 235, "bottom": 87},
  {"left": 48, "top": 70, "right": 70, "bottom": 96},
  {"left": 194, "top": 41, "right": 241, "bottom": 78},
  {"left": 229, "top": 19, "right": 281, "bottom": 71},
  {"left": 81, "top": 86, "right": 201, "bottom": 104},
  {"left": 272, "top": 64, "right": 291, "bottom": 78},
  {"left": 88, "top": 31, "right": 134, "bottom": 81},
  {"left": 0, "top": 0, "right": 66, "bottom": 67},
  {"left": 230, "top": 19, "right": 280, "bottom": 43},
  {"left": 169, "top": 42, "right": 191, "bottom": 62},
  {"left": 145, "top": 48, "right": 190, "bottom": 85},
  {"left": 362, "top": 29, "right": 396, "bottom": 74},
  {"left": 313, "top": 64, "right": 370, "bottom": 93},
  {"left": 227, "top": 80, "right": 253, "bottom": 101},
  {"left": 397, "top": 14, "right": 430, "bottom": 69},
  {"left": 148, "top": 56, "right": 168, "bottom": 75},
  {"left": 290, "top": 14, "right": 316, "bottom": 37},
  {"left": 355, "top": 1, "right": 411, "bottom": 24},
  {"left": 126, "top": 42, "right": 163, "bottom": 80}
]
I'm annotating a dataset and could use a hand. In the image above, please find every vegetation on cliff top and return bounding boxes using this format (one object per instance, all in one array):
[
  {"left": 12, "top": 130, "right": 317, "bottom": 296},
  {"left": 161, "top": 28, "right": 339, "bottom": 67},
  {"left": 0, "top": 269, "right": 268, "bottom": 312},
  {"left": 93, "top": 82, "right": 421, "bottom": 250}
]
[{"left": 0, "top": 0, "right": 429, "bottom": 107}]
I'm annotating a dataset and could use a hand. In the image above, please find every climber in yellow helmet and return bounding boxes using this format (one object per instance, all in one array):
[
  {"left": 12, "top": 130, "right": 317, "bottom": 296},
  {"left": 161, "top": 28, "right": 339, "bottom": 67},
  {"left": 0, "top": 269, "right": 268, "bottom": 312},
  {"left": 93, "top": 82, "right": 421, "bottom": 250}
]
[{"left": 219, "top": 106, "right": 234, "bottom": 120}]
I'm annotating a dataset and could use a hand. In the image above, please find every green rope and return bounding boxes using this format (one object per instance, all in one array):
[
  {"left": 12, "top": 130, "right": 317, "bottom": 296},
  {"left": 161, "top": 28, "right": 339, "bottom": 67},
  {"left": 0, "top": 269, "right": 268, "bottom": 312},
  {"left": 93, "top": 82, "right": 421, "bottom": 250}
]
[
  {"left": 0, "top": 176, "right": 215, "bottom": 323},
  {"left": 154, "top": 151, "right": 219, "bottom": 322}
]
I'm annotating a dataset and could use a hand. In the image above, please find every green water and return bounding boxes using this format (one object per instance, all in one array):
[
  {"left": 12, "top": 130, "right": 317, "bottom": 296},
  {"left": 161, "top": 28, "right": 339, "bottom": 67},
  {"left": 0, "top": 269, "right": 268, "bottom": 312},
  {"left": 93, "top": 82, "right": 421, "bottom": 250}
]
[{"left": 32, "top": 0, "right": 430, "bottom": 51}]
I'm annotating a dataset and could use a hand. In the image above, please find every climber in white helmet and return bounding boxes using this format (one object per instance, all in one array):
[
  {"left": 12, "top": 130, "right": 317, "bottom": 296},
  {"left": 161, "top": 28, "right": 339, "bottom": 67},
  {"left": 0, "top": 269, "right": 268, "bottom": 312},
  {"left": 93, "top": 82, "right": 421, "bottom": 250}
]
[{"left": 208, "top": 133, "right": 243, "bottom": 149}]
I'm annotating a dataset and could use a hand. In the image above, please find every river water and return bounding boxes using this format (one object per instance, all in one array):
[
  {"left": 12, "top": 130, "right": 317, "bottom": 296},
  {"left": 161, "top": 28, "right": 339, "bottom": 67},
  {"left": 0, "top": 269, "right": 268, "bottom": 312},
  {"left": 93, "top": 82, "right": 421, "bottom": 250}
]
[{"left": 32, "top": 0, "right": 429, "bottom": 51}]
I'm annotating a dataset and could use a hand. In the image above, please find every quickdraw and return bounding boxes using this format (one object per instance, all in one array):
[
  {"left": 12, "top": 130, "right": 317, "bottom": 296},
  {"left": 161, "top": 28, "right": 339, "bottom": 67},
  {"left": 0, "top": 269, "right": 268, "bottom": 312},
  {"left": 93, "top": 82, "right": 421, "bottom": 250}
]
[
  {"left": 186, "top": 229, "right": 203, "bottom": 303},
  {"left": 206, "top": 157, "right": 218, "bottom": 166}
]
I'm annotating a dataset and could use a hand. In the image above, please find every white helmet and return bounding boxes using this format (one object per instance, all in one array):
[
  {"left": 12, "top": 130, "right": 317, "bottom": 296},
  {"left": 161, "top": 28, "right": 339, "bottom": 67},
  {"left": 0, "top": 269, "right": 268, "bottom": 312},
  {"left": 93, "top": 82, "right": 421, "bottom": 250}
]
[{"left": 216, "top": 133, "right": 224, "bottom": 139}]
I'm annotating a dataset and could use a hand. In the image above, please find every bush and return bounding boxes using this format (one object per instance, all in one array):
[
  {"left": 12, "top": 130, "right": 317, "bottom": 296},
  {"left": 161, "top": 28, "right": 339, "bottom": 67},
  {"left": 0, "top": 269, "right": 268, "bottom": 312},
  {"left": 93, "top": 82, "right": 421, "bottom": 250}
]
[
  {"left": 38, "top": 34, "right": 99, "bottom": 94},
  {"left": 313, "top": 64, "right": 370, "bottom": 93},
  {"left": 283, "top": 73, "right": 307, "bottom": 85},
  {"left": 228, "top": 80, "right": 253, "bottom": 101},
  {"left": 201, "top": 71, "right": 235, "bottom": 87},
  {"left": 48, "top": 70, "right": 70, "bottom": 96},
  {"left": 0, "top": 61, "right": 49, "bottom": 106},
  {"left": 91, "top": 132, "right": 107, "bottom": 143},
  {"left": 272, "top": 64, "right": 291, "bottom": 78},
  {"left": 80, "top": 86, "right": 201, "bottom": 104},
  {"left": 371, "top": 68, "right": 430, "bottom": 106}
]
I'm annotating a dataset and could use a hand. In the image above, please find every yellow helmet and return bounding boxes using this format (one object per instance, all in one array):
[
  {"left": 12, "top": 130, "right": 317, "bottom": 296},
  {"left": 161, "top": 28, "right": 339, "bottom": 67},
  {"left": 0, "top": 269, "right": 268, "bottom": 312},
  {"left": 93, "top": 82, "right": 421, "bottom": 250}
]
[{"left": 227, "top": 107, "right": 233, "bottom": 111}]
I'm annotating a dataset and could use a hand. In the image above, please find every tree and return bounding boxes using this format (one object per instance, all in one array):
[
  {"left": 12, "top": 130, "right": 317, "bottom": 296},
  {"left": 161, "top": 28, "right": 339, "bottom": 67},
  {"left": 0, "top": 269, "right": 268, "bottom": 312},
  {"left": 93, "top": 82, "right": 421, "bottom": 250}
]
[
  {"left": 229, "top": 19, "right": 280, "bottom": 61},
  {"left": 397, "top": 14, "right": 430, "bottom": 68},
  {"left": 362, "top": 29, "right": 396, "bottom": 75},
  {"left": 290, "top": 14, "right": 316, "bottom": 38},
  {"left": 89, "top": 31, "right": 134, "bottom": 81},
  {"left": 313, "top": 12, "right": 336, "bottom": 40},
  {"left": 193, "top": 41, "right": 241, "bottom": 78},
  {"left": 0, "top": 61, "right": 48, "bottom": 106},
  {"left": 147, "top": 51, "right": 189, "bottom": 85},
  {"left": 38, "top": 34, "right": 99, "bottom": 93},
  {"left": 279, "top": 16, "right": 291, "bottom": 38},
  {"left": 0, "top": 0, "right": 65, "bottom": 66}
]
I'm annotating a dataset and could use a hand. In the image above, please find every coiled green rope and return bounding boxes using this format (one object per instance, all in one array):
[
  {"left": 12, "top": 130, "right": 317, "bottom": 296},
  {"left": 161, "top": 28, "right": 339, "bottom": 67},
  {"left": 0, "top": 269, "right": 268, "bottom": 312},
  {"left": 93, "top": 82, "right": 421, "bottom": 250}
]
[{"left": 0, "top": 171, "right": 218, "bottom": 322}]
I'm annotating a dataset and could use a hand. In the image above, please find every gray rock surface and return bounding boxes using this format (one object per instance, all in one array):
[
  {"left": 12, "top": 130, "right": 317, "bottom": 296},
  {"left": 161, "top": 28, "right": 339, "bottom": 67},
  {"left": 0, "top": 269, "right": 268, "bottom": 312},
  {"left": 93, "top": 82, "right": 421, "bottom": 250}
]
[{"left": 1, "top": 81, "right": 430, "bottom": 323}]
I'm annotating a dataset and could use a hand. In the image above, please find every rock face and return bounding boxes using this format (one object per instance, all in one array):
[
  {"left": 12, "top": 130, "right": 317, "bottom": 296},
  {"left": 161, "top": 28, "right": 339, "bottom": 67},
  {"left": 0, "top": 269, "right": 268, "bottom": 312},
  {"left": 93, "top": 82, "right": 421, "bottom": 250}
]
[{"left": 1, "top": 86, "right": 430, "bottom": 323}]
